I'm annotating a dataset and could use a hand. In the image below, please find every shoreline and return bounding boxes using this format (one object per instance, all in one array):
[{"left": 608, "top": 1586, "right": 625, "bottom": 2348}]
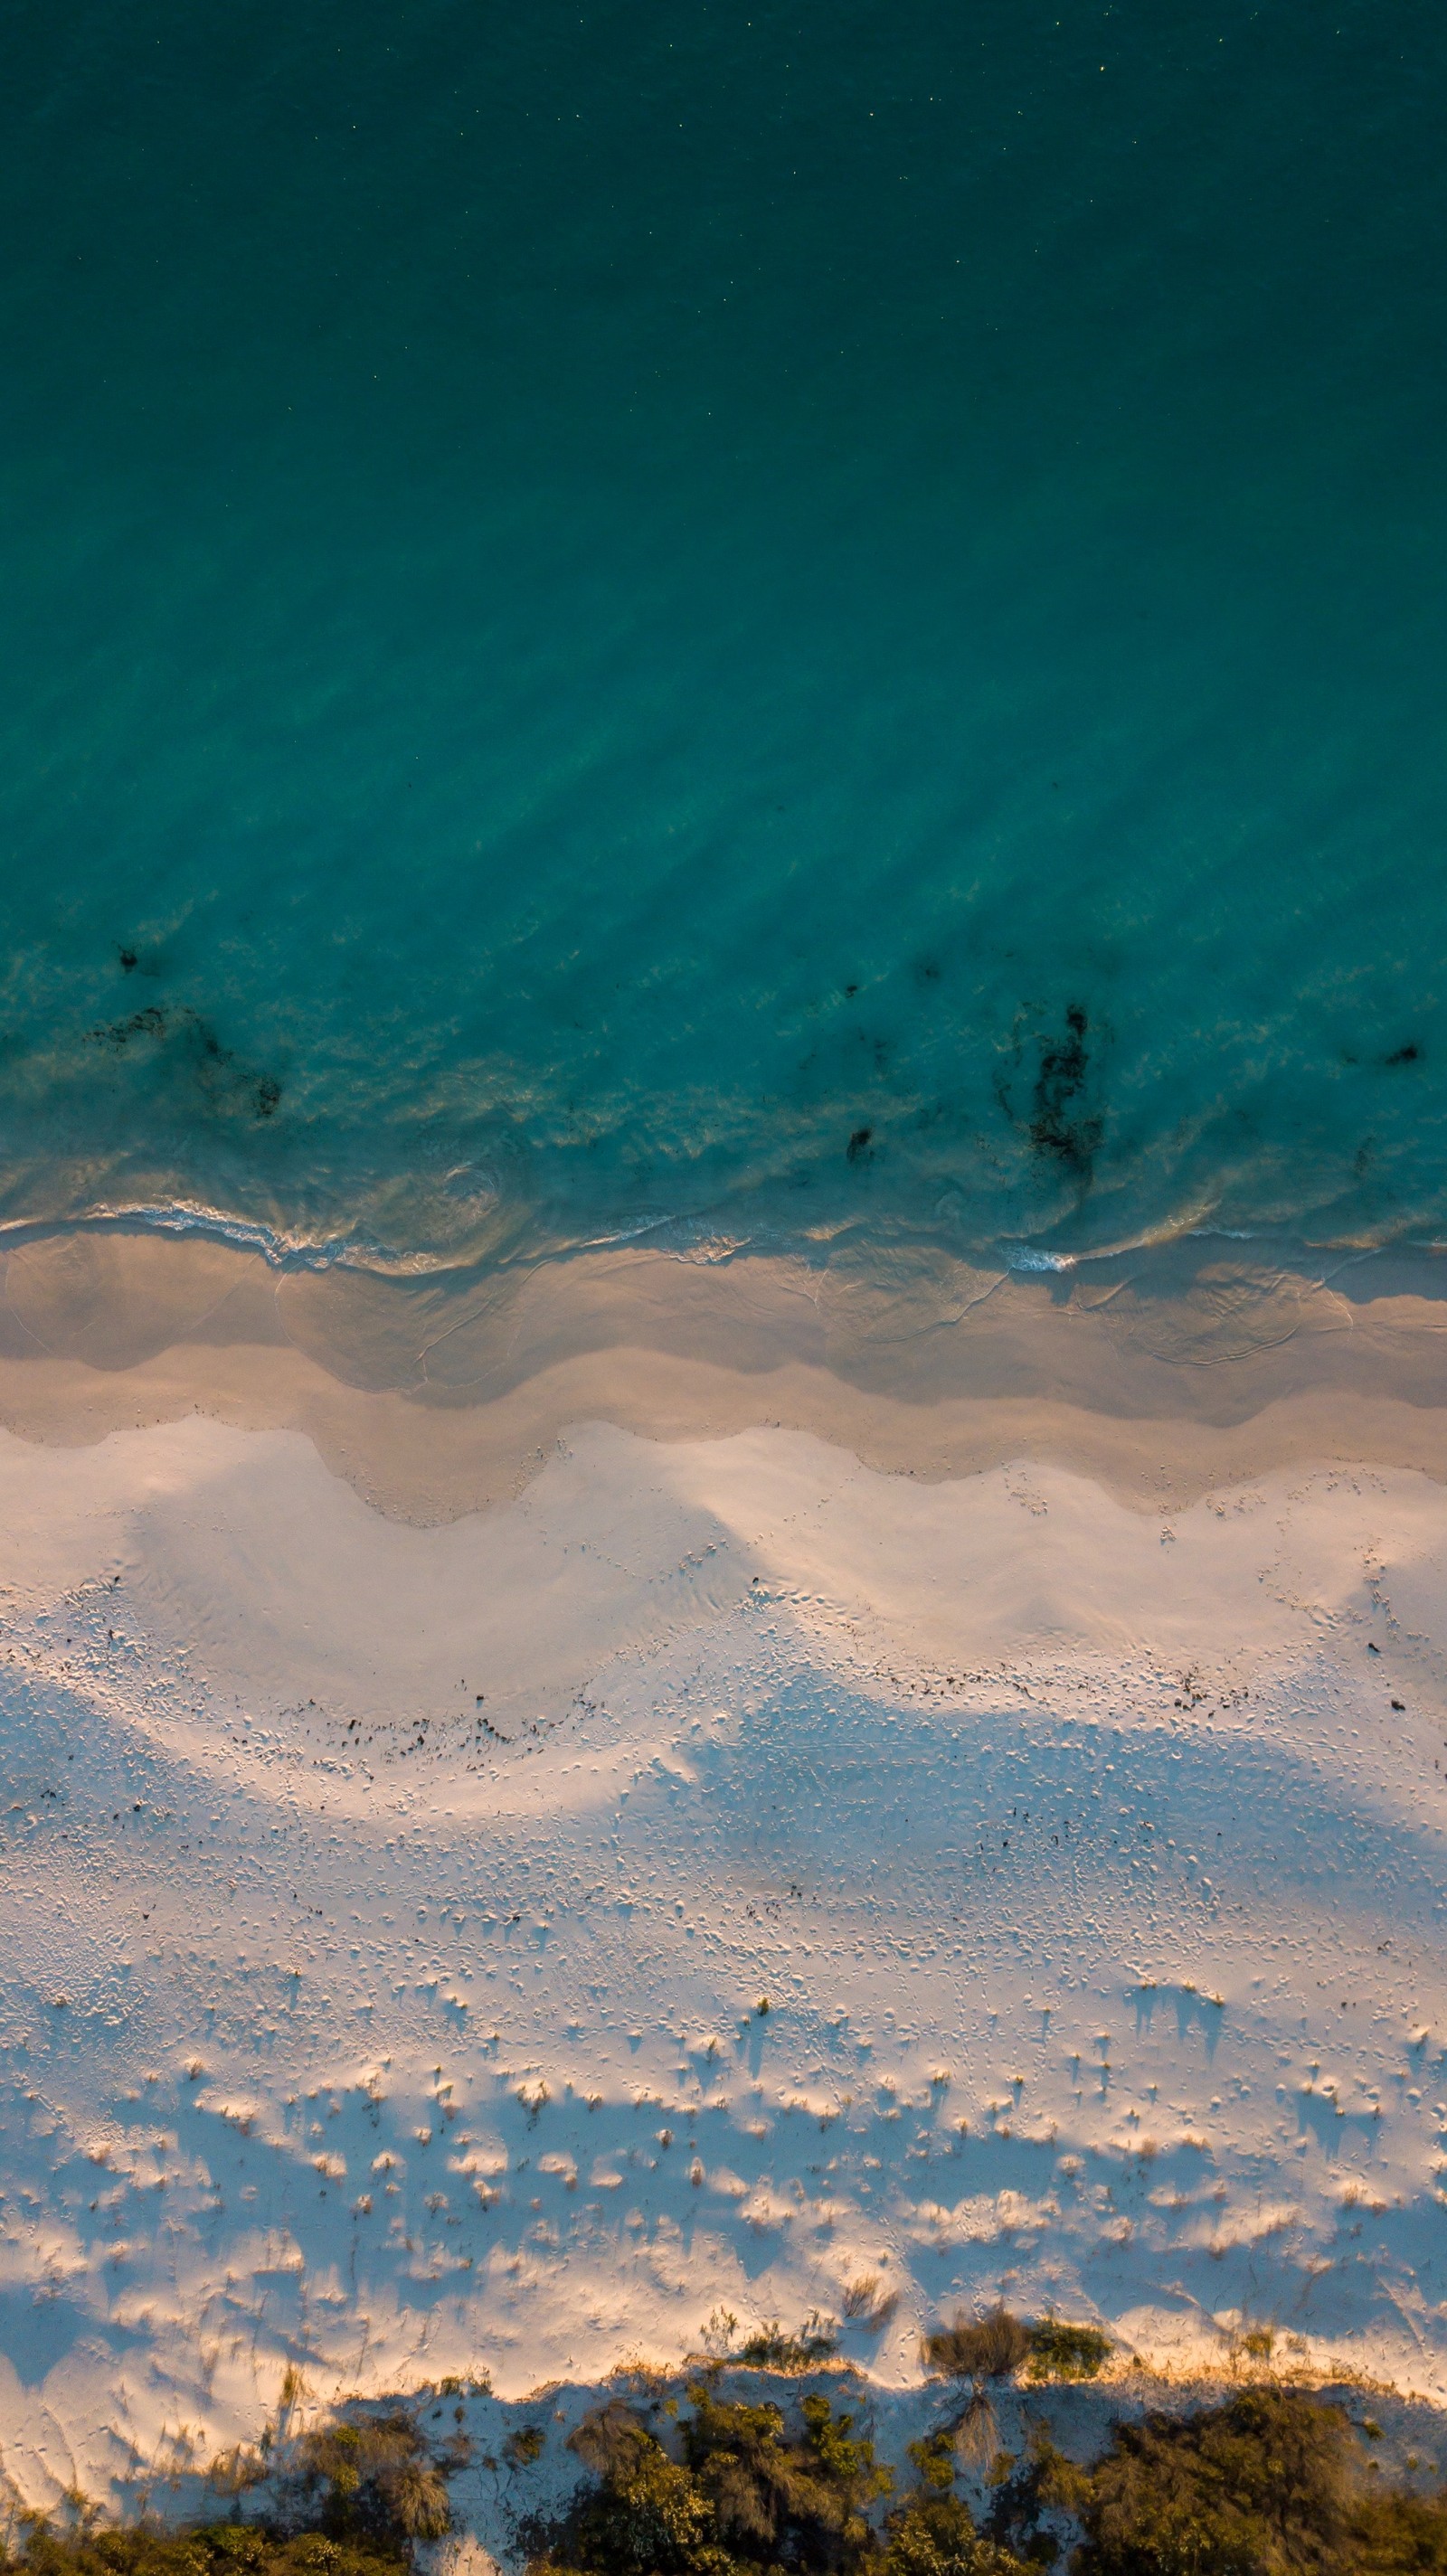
[{"left": 3, "top": 1228, "right": 1447, "bottom": 1523}]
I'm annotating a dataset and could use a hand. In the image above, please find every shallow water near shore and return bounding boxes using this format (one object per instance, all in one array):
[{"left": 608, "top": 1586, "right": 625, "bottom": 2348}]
[{"left": 3, "top": 0, "right": 1447, "bottom": 1271}]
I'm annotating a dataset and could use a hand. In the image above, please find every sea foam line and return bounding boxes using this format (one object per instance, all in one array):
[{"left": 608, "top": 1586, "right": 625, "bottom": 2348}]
[
  {"left": 0, "top": 1194, "right": 1437, "bottom": 1295},
  {"left": 0, "top": 1200, "right": 447, "bottom": 1276}
]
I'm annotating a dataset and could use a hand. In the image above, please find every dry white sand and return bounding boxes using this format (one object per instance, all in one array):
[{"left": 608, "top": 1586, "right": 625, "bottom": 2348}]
[{"left": 5, "top": 1276, "right": 1447, "bottom": 2511}]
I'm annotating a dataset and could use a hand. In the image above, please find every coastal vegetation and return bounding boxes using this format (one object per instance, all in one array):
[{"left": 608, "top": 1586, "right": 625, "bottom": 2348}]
[
  {"left": 0, "top": 2527, "right": 404, "bottom": 2576},
  {"left": 522, "top": 2375, "right": 1447, "bottom": 2575},
  {"left": 5, "top": 2341, "right": 1447, "bottom": 2576},
  {"left": 525, "top": 2371, "right": 1447, "bottom": 2574},
  {"left": 0, "top": 2405, "right": 461, "bottom": 2576},
  {"left": 1065, "top": 2383, "right": 1447, "bottom": 2572}
]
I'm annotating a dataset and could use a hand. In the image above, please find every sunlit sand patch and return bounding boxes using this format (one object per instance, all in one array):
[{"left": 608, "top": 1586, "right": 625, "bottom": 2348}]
[{"left": 4, "top": 1398, "right": 1447, "bottom": 2504}]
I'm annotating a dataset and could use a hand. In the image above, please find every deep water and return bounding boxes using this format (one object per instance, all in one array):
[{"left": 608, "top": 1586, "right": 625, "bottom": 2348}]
[{"left": 2, "top": 0, "right": 1445, "bottom": 1273}]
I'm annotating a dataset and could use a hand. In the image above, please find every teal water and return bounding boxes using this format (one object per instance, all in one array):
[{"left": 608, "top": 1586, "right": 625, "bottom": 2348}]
[{"left": 2, "top": 1, "right": 1445, "bottom": 1275}]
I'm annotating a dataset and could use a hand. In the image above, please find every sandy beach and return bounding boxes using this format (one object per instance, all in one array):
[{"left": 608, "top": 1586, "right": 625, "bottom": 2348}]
[
  {"left": 10, "top": 7, "right": 1447, "bottom": 2560},
  {"left": 3, "top": 1231, "right": 1447, "bottom": 2507}
]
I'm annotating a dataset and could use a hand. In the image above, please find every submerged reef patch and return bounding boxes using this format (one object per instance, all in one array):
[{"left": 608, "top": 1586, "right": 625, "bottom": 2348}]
[
  {"left": 991, "top": 1000, "right": 1107, "bottom": 1192},
  {"left": 86, "top": 1000, "right": 282, "bottom": 1123}
]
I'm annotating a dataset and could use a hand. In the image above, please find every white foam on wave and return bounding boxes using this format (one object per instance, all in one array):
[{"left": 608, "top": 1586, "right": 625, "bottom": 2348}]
[{"left": 0, "top": 1200, "right": 456, "bottom": 1275}]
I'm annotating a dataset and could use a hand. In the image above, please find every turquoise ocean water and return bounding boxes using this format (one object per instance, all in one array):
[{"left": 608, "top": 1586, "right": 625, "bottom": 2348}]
[{"left": 2, "top": 1, "right": 1445, "bottom": 1279}]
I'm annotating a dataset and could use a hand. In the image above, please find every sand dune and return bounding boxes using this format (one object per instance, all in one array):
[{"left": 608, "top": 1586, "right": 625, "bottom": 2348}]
[{"left": 5, "top": 1326, "right": 1447, "bottom": 2504}]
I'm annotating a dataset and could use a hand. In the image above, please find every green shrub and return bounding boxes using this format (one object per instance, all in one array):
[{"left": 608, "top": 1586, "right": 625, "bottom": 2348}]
[
  {"left": 1026, "top": 2322, "right": 1111, "bottom": 2385},
  {"left": 979, "top": 2433, "right": 1084, "bottom": 2570},
  {"left": 905, "top": 2436, "right": 960, "bottom": 2496},
  {"left": 1073, "top": 2384, "right": 1447, "bottom": 2574},
  {"left": 534, "top": 2404, "right": 728, "bottom": 2576},
  {"left": 532, "top": 2382, "right": 894, "bottom": 2576},
  {"left": 684, "top": 2382, "right": 889, "bottom": 2567},
  {"left": 733, "top": 2316, "right": 839, "bottom": 2372},
  {"left": 530, "top": 2380, "right": 1055, "bottom": 2576},
  {"left": 0, "top": 2524, "right": 405, "bottom": 2576},
  {"left": 293, "top": 2411, "right": 456, "bottom": 2546},
  {"left": 1350, "top": 2488, "right": 1447, "bottom": 2571},
  {"left": 882, "top": 2493, "right": 1028, "bottom": 2576},
  {"left": 505, "top": 2429, "right": 546, "bottom": 2470},
  {"left": 1078, "top": 2386, "right": 1353, "bottom": 2571},
  {"left": 923, "top": 2313, "right": 1030, "bottom": 2385}
]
